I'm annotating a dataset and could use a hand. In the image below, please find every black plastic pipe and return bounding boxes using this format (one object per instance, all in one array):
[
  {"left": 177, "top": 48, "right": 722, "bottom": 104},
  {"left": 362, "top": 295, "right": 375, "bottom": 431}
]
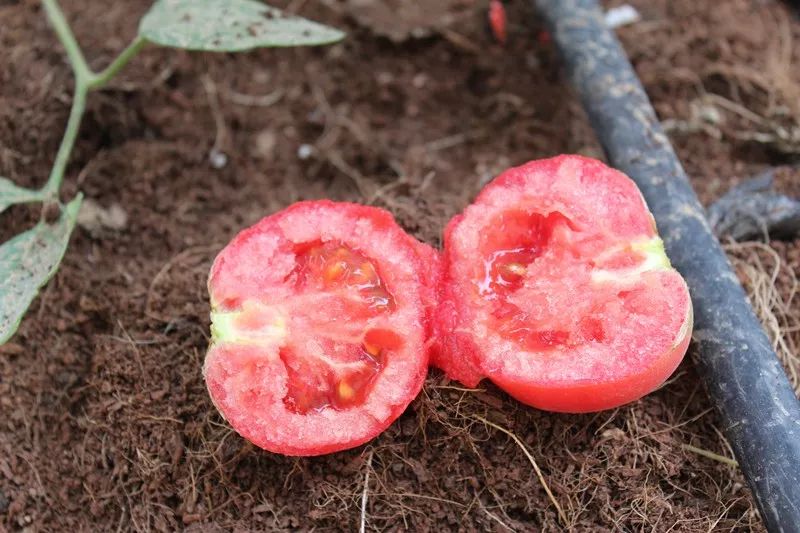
[{"left": 532, "top": 1, "right": 800, "bottom": 530}]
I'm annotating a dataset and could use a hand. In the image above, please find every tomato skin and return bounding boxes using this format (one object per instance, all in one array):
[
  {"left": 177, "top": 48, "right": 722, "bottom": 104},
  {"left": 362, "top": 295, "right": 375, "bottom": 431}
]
[
  {"left": 492, "top": 312, "right": 692, "bottom": 413},
  {"left": 431, "top": 250, "right": 484, "bottom": 388},
  {"left": 205, "top": 343, "right": 429, "bottom": 456},
  {"left": 433, "top": 155, "right": 693, "bottom": 412},
  {"left": 205, "top": 200, "right": 440, "bottom": 456}
]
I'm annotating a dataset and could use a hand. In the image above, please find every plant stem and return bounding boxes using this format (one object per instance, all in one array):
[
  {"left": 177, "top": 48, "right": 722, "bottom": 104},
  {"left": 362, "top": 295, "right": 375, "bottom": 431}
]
[
  {"left": 87, "top": 36, "right": 147, "bottom": 90},
  {"left": 472, "top": 415, "right": 568, "bottom": 525},
  {"left": 41, "top": 0, "right": 91, "bottom": 82},
  {"left": 43, "top": 81, "right": 88, "bottom": 198},
  {"left": 40, "top": 0, "right": 147, "bottom": 199},
  {"left": 681, "top": 443, "right": 739, "bottom": 467}
]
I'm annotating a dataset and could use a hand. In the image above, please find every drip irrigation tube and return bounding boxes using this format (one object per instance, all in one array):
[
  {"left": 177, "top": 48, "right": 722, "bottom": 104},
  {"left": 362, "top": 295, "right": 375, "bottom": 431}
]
[{"left": 532, "top": 1, "right": 800, "bottom": 530}]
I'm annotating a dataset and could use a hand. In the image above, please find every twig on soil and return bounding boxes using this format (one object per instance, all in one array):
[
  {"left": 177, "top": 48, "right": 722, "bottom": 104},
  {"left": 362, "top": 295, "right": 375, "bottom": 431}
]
[
  {"left": 681, "top": 444, "right": 739, "bottom": 468},
  {"left": 640, "top": 407, "right": 715, "bottom": 438},
  {"left": 420, "top": 131, "right": 480, "bottom": 153},
  {"left": 416, "top": 170, "right": 436, "bottom": 196},
  {"left": 361, "top": 489, "right": 467, "bottom": 509},
  {"left": 222, "top": 87, "right": 285, "bottom": 108},
  {"left": 593, "top": 408, "right": 621, "bottom": 435},
  {"left": 360, "top": 450, "right": 374, "bottom": 533},
  {"left": 705, "top": 93, "right": 770, "bottom": 127},
  {"left": 478, "top": 500, "right": 516, "bottom": 532},
  {"left": 307, "top": 87, "right": 375, "bottom": 198},
  {"left": 114, "top": 61, "right": 177, "bottom": 93},
  {"left": 366, "top": 177, "right": 409, "bottom": 205},
  {"left": 703, "top": 92, "right": 799, "bottom": 154},
  {"left": 725, "top": 241, "right": 800, "bottom": 389},
  {"left": 712, "top": 425, "right": 740, "bottom": 470},
  {"left": 308, "top": 82, "right": 408, "bottom": 201},
  {"left": 325, "top": 150, "right": 374, "bottom": 198},
  {"left": 707, "top": 496, "right": 746, "bottom": 532},
  {"left": 134, "top": 414, "right": 183, "bottom": 424},
  {"left": 116, "top": 319, "right": 145, "bottom": 378},
  {"left": 145, "top": 245, "right": 219, "bottom": 322},
  {"left": 74, "top": 148, "right": 109, "bottom": 188},
  {"left": 440, "top": 28, "right": 482, "bottom": 54},
  {"left": 390, "top": 492, "right": 466, "bottom": 507},
  {"left": 201, "top": 75, "right": 231, "bottom": 168},
  {"left": 19, "top": 453, "right": 48, "bottom": 501},
  {"left": 35, "top": 277, "right": 56, "bottom": 321},
  {"left": 472, "top": 415, "right": 568, "bottom": 526}
]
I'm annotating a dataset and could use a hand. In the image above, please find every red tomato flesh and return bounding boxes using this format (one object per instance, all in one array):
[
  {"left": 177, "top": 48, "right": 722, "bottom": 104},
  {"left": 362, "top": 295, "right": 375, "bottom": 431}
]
[
  {"left": 205, "top": 201, "right": 439, "bottom": 455},
  {"left": 488, "top": 0, "right": 507, "bottom": 44},
  {"left": 433, "top": 155, "right": 693, "bottom": 412}
]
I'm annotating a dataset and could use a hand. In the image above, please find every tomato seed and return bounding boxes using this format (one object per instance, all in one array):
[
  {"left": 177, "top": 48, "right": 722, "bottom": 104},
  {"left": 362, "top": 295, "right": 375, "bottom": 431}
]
[{"left": 363, "top": 341, "right": 381, "bottom": 358}]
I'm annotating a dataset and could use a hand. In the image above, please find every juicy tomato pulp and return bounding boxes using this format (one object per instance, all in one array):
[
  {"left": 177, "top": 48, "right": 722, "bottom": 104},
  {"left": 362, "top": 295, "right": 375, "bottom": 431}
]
[
  {"left": 477, "top": 210, "right": 586, "bottom": 351},
  {"left": 280, "top": 242, "right": 401, "bottom": 413},
  {"left": 205, "top": 201, "right": 437, "bottom": 456},
  {"left": 433, "top": 156, "right": 693, "bottom": 413}
]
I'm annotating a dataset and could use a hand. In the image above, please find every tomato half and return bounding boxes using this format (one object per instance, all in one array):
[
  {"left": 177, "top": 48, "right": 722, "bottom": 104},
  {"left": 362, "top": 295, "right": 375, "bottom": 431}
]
[
  {"left": 205, "top": 201, "right": 439, "bottom": 455},
  {"left": 433, "top": 155, "right": 693, "bottom": 413}
]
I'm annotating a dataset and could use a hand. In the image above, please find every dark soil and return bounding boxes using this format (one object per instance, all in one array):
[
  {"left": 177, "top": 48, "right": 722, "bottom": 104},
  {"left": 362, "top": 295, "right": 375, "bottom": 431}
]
[{"left": 2, "top": 0, "right": 799, "bottom": 530}]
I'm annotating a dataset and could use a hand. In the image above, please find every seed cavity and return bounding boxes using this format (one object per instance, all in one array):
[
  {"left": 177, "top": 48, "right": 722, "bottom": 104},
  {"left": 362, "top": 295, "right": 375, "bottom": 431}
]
[
  {"left": 278, "top": 243, "right": 400, "bottom": 414},
  {"left": 289, "top": 241, "right": 396, "bottom": 311}
]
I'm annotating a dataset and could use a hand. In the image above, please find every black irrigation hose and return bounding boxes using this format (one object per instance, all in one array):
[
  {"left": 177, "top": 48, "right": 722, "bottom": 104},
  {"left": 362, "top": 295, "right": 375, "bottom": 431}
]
[{"left": 533, "top": 1, "right": 800, "bottom": 530}]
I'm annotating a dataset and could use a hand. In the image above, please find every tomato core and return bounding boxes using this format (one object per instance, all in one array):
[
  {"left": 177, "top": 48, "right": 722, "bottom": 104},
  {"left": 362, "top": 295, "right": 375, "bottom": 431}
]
[{"left": 278, "top": 242, "right": 400, "bottom": 414}]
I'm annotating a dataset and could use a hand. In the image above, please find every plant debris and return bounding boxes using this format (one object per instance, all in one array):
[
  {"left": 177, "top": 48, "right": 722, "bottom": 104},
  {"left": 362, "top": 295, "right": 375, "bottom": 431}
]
[{"left": 77, "top": 198, "right": 129, "bottom": 234}]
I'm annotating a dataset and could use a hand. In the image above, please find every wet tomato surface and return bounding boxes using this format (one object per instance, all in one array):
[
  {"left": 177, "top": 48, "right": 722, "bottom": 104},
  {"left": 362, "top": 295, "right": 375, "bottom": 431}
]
[
  {"left": 205, "top": 201, "right": 439, "bottom": 455},
  {"left": 433, "top": 156, "right": 693, "bottom": 412}
]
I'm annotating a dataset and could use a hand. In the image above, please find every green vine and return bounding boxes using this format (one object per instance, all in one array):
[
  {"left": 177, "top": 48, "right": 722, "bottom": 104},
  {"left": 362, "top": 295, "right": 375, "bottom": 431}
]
[
  {"left": 0, "top": 0, "right": 344, "bottom": 344},
  {"left": 41, "top": 0, "right": 147, "bottom": 198}
]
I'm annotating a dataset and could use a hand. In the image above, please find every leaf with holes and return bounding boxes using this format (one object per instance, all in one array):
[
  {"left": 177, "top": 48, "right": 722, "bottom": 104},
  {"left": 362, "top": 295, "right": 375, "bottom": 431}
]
[
  {"left": 0, "top": 195, "right": 82, "bottom": 344},
  {"left": 0, "top": 177, "right": 46, "bottom": 214},
  {"left": 139, "top": 0, "right": 345, "bottom": 52}
]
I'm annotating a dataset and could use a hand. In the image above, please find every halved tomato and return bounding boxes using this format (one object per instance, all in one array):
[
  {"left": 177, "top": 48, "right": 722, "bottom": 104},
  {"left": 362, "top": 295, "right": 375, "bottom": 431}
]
[
  {"left": 205, "top": 201, "right": 439, "bottom": 456},
  {"left": 433, "top": 155, "right": 693, "bottom": 413}
]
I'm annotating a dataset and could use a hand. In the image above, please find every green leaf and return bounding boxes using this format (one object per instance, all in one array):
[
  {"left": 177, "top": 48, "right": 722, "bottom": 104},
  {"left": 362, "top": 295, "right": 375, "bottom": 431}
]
[
  {"left": 0, "top": 177, "right": 45, "bottom": 214},
  {"left": 139, "top": 0, "right": 345, "bottom": 52},
  {"left": 0, "top": 195, "right": 82, "bottom": 344}
]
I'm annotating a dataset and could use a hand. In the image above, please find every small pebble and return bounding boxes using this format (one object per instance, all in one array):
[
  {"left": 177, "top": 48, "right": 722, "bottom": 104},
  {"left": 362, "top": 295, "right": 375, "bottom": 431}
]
[
  {"left": 297, "top": 144, "right": 314, "bottom": 160},
  {"left": 604, "top": 5, "right": 641, "bottom": 29},
  {"left": 209, "top": 149, "right": 228, "bottom": 169}
]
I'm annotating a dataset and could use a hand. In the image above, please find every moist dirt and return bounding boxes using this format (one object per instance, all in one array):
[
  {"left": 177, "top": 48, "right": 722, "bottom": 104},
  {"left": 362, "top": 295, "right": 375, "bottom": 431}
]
[{"left": 1, "top": 0, "right": 799, "bottom": 530}]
